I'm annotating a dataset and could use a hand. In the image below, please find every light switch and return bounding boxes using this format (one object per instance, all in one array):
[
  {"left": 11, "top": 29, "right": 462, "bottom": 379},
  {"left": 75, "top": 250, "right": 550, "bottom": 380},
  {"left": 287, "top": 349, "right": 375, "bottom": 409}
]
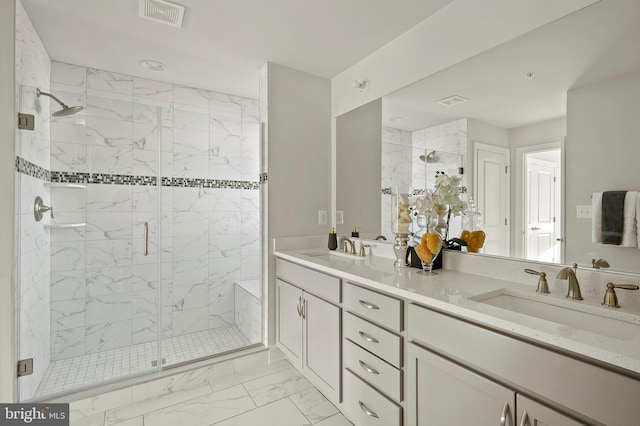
[
  {"left": 336, "top": 210, "right": 344, "bottom": 225},
  {"left": 576, "top": 205, "right": 592, "bottom": 219},
  {"left": 318, "top": 210, "right": 327, "bottom": 225}
]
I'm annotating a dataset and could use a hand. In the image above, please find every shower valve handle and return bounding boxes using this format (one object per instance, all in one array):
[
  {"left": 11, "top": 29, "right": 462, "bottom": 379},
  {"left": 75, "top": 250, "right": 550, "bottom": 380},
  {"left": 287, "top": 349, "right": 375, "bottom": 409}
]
[{"left": 34, "top": 196, "right": 54, "bottom": 221}]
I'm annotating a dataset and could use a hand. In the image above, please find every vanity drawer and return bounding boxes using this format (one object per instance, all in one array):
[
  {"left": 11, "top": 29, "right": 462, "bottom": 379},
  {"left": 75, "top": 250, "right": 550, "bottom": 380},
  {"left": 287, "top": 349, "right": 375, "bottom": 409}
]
[
  {"left": 343, "top": 282, "right": 402, "bottom": 332},
  {"left": 344, "top": 339, "right": 402, "bottom": 402},
  {"left": 276, "top": 258, "right": 340, "bottom": 304},
  {"left": 344, "top": 312, "right": 402, "bottom": 368},
  {"left": 343, "top": 369, "right": 401, "bottom": 426}
]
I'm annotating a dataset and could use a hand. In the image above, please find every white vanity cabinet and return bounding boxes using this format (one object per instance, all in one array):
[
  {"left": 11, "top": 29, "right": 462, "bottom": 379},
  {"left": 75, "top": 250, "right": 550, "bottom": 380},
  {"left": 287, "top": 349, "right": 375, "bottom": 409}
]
[
  {"left": 407, "top": 303, "right": 640, "bottom": 426},
  {"left": 275, "top": 260, "right": 341, "bottom": 404},
  {"left": 342, "top": 282, "right": 404, "bottom": 426},
  {"left": 407, "top": 343, "right": 583, "bottom": 426}
]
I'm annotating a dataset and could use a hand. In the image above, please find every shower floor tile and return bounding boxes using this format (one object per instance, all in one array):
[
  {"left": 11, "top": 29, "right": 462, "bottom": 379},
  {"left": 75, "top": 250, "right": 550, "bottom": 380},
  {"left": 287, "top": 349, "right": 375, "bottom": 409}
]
[{"left": 35, "top": 325, "right": 251, "bottom": 398}]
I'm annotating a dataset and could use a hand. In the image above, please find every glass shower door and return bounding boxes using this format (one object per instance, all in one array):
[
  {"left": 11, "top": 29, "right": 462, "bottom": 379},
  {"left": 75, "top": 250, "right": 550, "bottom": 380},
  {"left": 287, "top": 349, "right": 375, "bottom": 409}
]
[{"left": 16, "top": 70, "right": 164, "bottom": 399}]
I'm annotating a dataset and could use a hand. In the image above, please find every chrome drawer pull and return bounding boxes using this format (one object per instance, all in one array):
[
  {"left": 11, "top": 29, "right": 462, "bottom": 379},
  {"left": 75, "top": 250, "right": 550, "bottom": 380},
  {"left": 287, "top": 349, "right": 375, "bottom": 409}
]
[
  {"left": 359, "top": 299, "right": 380, "bottom": 310},
  {"left": 358, "top": 401, "right": 379, "bottom": 419},
  {"left": 359, "top": 360, "right": 380, "bottom": 375},
  {"left": 519, "top": 412, "right": 530, "bottom": 426},
  {"left": 500, "top": 401, "right": 512, "bottom": 426},
  {"left": 358, "top": 331, "right": 379, "bottom": 343}
]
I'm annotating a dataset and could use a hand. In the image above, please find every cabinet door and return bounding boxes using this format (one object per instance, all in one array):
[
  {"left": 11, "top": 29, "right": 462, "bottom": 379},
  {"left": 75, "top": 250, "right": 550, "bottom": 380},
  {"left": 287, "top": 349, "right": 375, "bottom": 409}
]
[
  {"left": 276, "top": 279, "right": 303, "bottom": 368},
  {"left": 304, "top": 292, "right": 341, "bottom": 403},
  {"left": 407, "top": 343, "right": 515, "bottom": 426},
  {"left": 517, "top": 394, "right": 585, "bottom": 426}
]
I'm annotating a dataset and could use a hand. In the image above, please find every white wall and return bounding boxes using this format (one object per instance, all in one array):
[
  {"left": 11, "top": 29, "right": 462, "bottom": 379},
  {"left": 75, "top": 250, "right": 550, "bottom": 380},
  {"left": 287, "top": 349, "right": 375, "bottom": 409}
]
[
  {"left": 466, "top": 118, "right": 509, "bottom": 191},
  {"left": 566, "top": 71, "right": 640, "bottom": 271},
  {"left": 0, "top": 0, "right": 16, "bottom": 404},
  {"left": 264, "top": 63, "right": 331, "bottom": 344},
  {"left": 336, "top": 99, "right": 382, "bottom": 236}
]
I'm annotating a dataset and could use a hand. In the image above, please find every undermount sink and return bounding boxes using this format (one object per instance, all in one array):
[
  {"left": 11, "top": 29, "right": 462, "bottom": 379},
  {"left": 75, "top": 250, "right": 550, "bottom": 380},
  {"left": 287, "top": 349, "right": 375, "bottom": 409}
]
[
  {"left": 306, "top": 251, "right": 367, "bottom": 261},
  {"left": 471, "top": 289, "right": 640, "bottom": 341}
]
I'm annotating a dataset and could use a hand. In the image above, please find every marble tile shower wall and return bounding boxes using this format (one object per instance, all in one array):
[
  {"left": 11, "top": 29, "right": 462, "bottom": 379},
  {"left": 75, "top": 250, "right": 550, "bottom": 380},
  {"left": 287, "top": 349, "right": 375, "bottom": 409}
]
[
  {"left": 380, "top": 119, "right": 468, "bottom": 238},
  {"left": 15, "top": 0, "right": 52, "bottom": 401},
  {"left": 49, "top": 61, "right": 261, "bottom": 361}
]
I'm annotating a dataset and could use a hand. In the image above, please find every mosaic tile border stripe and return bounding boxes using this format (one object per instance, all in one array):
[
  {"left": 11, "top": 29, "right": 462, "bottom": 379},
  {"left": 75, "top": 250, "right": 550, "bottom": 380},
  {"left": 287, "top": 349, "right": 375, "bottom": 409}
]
[
  {"left": 380, "top": 187, "right": 466, "bottom": 195},
  {"left": 16, "top": 157, "right": 51, "bottom": 181},
  {"left": 16, "top": 156, "right": 260, "bottom": 189}
]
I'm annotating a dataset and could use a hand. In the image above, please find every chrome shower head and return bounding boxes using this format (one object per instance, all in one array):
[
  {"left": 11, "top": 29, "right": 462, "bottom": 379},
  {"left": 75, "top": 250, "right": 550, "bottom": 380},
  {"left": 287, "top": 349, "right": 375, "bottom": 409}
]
[
  {"left": 52, "top": 105, "right": 84, "bottom": 118},
  {"left": 419, "top": 150, "right": 439, "bottom": 163},
  {"left": 37, "top": 88, "right": 84, "bottom": 117}
]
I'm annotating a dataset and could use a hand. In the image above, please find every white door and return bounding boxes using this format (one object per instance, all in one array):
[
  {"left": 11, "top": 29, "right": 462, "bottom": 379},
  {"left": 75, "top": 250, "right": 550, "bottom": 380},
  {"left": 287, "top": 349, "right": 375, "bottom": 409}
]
[
  {"left": 276, "top": 279, "right": 303, "bottom": 368},
  {"left": 474, "top": 143, "right": 510, "bottom": 256},
  {"left": 526, "top": 159, "right": 558, "bottom": 262},
  {"left": 407, "top": 343, "right": 515, "bottom": 426},
  {"left": 303, "top": 292, "right": 341, "bottom": 403}
]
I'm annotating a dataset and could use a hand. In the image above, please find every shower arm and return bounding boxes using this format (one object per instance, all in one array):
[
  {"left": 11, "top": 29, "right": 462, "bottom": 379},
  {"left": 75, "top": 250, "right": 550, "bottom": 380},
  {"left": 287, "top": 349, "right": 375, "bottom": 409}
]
[{"left": 36, "top": 89, "right": 70, "bottom": 109}]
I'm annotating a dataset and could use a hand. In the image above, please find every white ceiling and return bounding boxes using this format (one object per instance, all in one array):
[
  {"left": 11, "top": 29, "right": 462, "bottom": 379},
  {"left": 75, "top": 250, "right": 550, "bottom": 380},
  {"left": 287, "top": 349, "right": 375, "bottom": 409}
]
[
  {"left": 383, "top": 0, "right": 640, "bottom": 131},
  {"left": 21, "top": 0, "right": 452, "bottom": 99}
]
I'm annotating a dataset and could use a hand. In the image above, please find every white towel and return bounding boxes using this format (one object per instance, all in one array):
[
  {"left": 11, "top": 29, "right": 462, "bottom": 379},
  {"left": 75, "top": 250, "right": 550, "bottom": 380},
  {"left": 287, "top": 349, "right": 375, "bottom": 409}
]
[
  {"left": 592, "top": 192, "right": 602, "bottom": 244},
  {"left": 592, "top": 191, "right": 638, "bottom": 246}
]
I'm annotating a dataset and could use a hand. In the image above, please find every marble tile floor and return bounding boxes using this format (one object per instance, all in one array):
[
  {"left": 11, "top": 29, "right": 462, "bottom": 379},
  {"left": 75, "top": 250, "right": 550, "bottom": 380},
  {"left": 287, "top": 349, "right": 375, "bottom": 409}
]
[
  {"left": 69, "top": 358, "right": 353, "bottom": 426},
  {"left": 37, "top": 325, "right": 252, "bottom": 398}
]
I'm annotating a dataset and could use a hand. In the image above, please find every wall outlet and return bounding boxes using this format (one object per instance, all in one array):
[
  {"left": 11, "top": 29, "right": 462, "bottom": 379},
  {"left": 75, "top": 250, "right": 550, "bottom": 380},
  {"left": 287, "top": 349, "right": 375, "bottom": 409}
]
[
  {"left": 336, "top": 210, "right": 344, "bottom": 225},
  {"left": 318, "top": 210, "right": 327, "bottom": 225},
  {"left": 576, "top": 205, "right": 592, "bottom": 219}
]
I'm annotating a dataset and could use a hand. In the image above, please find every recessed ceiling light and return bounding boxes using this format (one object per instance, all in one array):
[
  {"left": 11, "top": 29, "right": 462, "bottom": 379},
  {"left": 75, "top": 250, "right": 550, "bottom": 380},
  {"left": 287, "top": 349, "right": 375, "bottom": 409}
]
[
  {"left": 525, "top": 72, "right": 536, "bottom": 80},
  {"left": 389, "top": 117, "right": 404, "bottom": 122},
  {"left": 437, "top": 95, "right": 467, "bottom": 107},
  {"left": 139, "top": 59, "right": 166, "bottom": 71}
]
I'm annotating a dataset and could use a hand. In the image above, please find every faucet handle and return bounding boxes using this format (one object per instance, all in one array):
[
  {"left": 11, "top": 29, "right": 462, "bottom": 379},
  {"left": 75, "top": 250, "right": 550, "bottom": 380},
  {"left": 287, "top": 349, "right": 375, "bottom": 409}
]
[
  {"left": 524, "top": 269, "right": 549, "bottom": 294},
  {"left": 602, "top": 283, "right": 639, "bottom": 308},
  {"left": 359, "top": 244, "right": 370, "bottom": 257}
]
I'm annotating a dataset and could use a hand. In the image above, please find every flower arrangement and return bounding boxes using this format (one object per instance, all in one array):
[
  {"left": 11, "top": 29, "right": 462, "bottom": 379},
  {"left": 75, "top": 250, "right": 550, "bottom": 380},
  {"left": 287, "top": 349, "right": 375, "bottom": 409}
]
[
  {"left": 413, "top": 172, "right": 467, "bottom": 242},
  {"left": 432, "top": 172, "right": 467, "bottom": 239}
]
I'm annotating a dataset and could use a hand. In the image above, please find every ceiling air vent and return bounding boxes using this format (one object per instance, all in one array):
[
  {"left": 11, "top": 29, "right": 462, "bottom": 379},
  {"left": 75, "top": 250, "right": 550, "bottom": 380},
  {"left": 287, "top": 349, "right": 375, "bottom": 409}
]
[
  {"left": 437, "top": 95, "right": 467, "bottom": 107},
  {"left": 139, "top": 0, "right": 186, "bottom": 28}
]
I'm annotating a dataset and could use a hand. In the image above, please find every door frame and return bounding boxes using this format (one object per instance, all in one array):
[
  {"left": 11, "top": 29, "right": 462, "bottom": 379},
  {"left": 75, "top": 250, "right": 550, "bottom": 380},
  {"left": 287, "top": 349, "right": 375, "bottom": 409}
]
[
  {"left": 514, "top": 141, "right": 564, "bottom": 260},
  {"left": 472, "top": 141, "right": 510, "bottom": 256}
]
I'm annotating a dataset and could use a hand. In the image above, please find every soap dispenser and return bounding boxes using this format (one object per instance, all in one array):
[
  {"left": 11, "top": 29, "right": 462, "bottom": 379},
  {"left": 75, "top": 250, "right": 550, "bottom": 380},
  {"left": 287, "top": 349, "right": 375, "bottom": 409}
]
[
  {"left": 351, "top": 226, "right": 359, "bottom": 238},
  {"left": 328, "top": 227, "right": 338, "bottom": 250}
]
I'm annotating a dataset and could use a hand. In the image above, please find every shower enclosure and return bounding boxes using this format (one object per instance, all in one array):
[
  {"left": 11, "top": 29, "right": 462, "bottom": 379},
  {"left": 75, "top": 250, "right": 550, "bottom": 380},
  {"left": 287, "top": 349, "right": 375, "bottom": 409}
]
[{"left": 15, "top": 57, "right": 264, "bottom": 399}]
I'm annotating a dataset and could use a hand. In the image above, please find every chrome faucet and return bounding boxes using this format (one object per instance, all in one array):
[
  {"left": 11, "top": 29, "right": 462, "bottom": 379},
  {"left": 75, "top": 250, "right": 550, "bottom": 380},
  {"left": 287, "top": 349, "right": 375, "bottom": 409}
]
[
  {"left": 556, "top": 263, "right": 583, "bottom": 300},
  {"left": 602, "top": 282, "right": 639, "bottom": 308},
  {"left": 524, "top": 269, "right": 549, "bottom": 294},
  {"left": 592, "top": 258, "right": 610, "bottom": 269},
  {"left": 339, "top": 236, "right": 357, "bottom": 255}
]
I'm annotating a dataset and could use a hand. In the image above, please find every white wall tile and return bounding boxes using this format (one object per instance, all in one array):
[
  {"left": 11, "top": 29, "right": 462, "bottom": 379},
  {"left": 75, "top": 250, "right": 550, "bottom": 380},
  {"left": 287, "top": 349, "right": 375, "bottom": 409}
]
[
  {"left": 86, "top": 266, "right": 133, "bottom": 296},
  {"left": 86, "top": 293, "right": 132, "bottom": 325},
  {"left": 51, "top": 298, "right": 85, "bottom": 331},
  {"left": 85, "top": 320, "right": 132, "bottom": 353},
  {"left": 211, "top": 93, "right": 242, "bottom": 116},
  {"left": 174, "top": 85, "right": 210, "bottom": 110},
  {"left": 172, "top": 307, "right": 209, "bottom": 335},
  {"left": 87, "top": 69, "right": 133, "bottom": 97}
]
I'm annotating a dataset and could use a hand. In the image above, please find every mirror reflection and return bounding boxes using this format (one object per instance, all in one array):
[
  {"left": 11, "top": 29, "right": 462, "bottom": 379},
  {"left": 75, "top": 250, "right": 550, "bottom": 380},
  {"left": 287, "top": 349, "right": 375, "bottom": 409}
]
[{"left": 337, "top": 0, "right": 640, "bottom": 274}]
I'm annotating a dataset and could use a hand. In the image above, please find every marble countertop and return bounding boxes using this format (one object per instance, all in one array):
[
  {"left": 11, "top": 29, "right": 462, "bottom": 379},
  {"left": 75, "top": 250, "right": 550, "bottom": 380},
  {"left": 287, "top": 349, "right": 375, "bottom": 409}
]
[{"left": 274, "top": 247, "right": 640, "bottom": 376}]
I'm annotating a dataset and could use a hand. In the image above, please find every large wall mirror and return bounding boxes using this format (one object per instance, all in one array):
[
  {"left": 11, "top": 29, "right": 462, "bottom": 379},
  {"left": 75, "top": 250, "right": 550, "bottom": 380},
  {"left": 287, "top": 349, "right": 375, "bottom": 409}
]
[{"left": 336, "top": 0, "right": 640, "bottom": 274}]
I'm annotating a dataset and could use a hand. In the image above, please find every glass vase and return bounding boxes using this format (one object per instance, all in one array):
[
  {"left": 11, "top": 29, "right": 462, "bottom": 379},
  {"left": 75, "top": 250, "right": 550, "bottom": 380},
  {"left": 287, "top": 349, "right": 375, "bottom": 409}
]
[{"left": 415, "top": 216, "right": 443, "bottom": 275}]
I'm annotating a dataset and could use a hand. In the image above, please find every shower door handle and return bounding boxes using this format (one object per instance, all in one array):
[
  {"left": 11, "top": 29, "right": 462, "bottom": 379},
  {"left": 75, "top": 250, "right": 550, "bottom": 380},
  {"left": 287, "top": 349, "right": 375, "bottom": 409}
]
[{"left": 143, "top": 222, "right": 149, "bottom": 256}]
